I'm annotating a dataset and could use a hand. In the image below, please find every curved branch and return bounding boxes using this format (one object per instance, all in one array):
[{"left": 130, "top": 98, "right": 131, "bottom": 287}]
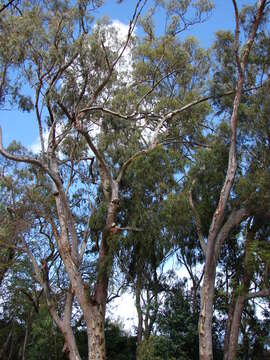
[
  {"left": 0, "top": 126, "right": 62, "bottom": 187},
  {"left": 79, "top": 129, "right": 110, "bottom": 181},
  {"left": 215, "top": 207, "right": 249, "bottom": 259},
  {"left": 116, "top": 148, "right": 148, "bottom": 183},
  {"left": 0, "top": 126, "right": 44, "bottom": 168}
]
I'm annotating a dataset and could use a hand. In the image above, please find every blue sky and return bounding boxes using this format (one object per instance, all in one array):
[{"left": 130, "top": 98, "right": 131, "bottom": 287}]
[{"left": 0, "top": 0, "right": 254, "bottom": 149}]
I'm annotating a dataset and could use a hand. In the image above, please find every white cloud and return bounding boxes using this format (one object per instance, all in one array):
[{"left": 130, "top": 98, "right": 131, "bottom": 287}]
[
  {"left": 29, "top": 129, "right": 49, "bottom": 154},
  {"left": 107, "top": 291, "right": 137, "bottom": 333},
  {"left": 102, "top": 19, "right": 135, "bottom": 82}
]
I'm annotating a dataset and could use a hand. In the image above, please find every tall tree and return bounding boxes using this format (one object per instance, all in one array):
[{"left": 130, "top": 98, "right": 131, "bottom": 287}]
[
  {"left": 0, "top": 1, "right": 214, "bottom": 359},
  {"left": 188, "top": 2, "right": 269, "bottom": 359}
]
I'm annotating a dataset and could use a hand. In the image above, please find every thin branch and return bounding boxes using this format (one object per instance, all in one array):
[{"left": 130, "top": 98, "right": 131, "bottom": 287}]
[
  {"left": 78, "top": 84, "right": 264, "bottom": 123},
  {"left": 46, "top": 53, "right": 79, "bottom": 96},
  {"left": 0, "top": 0, "right": 17, "bottom": 13},
  {"left": 79, "top": 106, "right": 130, "bottom": 119},
  {"left": 81, "top": 0, "right": 147, "bottom": 109},
  {"left": 114, "top": 84, "right": 262, "bottom": 183},
  {"left": 118, "top": 226, "right": 143, "bottom": 232},
  {"left": 101, "top": 39, "right": 112, "bottom": 71},
  {"left": 0, "top": 127, "right": 62, "bottom": 188},
  {"left": 107, "top": 283, "right": 126, "bottom": 303},
  {"left": 79, "top": 215, "right": 91, "bottom": 263},
  {"left": 0, "top": 126, "right": 44, "bottom": 169},
  {"left": 232, "top": 0, "right": 242, "bottom": 76},
  {"left": 189, "top": 179, "right": 207, "bottom": 255},
  {"left": 35, "top": 84, "right": 45, "bottom": 156},
  {"left": 79, "top": 129, "right": 110, "bottom": 181},
  {"left": 245, "top": 288, "right": 270, "bottom": 300},
  {"left": 136, "top": 69, "right": 177, "bottom": 110}
]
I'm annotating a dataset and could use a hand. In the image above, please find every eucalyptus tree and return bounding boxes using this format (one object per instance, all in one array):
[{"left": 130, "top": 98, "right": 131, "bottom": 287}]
[
  {"left": 117, "top": 146, "right": 179, "bottom": 349},
  {"left": 0, "top": 1, "right": 215, "bottom": 359},
  {"left": 214, "top": 70, "right": 270, "bottom": 359},
  {"left": 187, "top": 2, "right": 269, "bottom": 358}
]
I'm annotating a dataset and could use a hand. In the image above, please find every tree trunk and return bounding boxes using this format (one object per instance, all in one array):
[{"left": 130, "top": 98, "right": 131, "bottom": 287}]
[
  {"left": 136, "top": 272, "right": 143, "bottom": 356},
  {"left": 86, "top": 305, "right": 106, "bottom": 360},
  {"left": 198, "top": 263, "right": 216, "bottom": 360},
  {"left": 62, "top": 328, "right": 82, "bottom": 360},
  {"left": 227, "top": 296, "right": 245, "bottom": 360},
  {"left": 223, "top": 302, "right": 234, "bottom": 360},
  {"left": 22, "top": 308, "right": 34, "bottom": 360}
]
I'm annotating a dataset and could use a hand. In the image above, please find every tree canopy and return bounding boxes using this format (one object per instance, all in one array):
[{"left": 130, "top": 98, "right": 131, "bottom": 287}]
[{"left": 0, "top": 1, "right": 270, "bottom": 360}]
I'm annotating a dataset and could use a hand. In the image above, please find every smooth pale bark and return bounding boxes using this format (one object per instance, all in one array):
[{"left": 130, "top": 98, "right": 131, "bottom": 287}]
[
  {"left": 199, "top": 208, "right": 248, "bottom": 360},
  {"left": 62, "top": 327, "right": 82, "bottom": 360},
  {"left": 198, "top": 2, "right": 266, "bottom": 359},
  {"left": 199, "top": 263, "right": 216, "bottom": 360}
]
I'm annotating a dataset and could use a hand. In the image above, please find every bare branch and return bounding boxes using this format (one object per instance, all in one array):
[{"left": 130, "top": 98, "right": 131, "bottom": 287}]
[
  {"left": 81, "top": 0, "right": 147, "bottom": 109},
  {"left": 79, "top": 129, "right": 110, "bottom": 182},
  {"left": 0, "top": 126, "right": 63, "bottom": 189},
  {"left": 0, "top": 126, "right": 44, "bottom": 169},
  {"left": 79, "top": 84, "right": 264, "bottom": 125},
  {"left": 135, "top": 69, "right": 177, "bottom": 110},
  {"left": 245, "top": 288, "right": 270, "bottom": 300},
  {"left": 35, "top": 84, "right": 45, "bottom": 156},
  {"left": 79, "top": 106, "right": 130, "bottom": 120},
  {"left": 79, "top": 215, "right": 91, "bottom": 263},
  {"left": 0, "top": 0, "right": 17, "bottom": 13},
  {"left": 232, "top": 0, "right": 242, "bottom": 76}
]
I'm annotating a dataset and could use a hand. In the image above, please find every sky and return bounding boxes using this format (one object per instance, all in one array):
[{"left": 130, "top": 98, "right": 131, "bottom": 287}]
[{"left": 0, "top": 0, "right": 255, "bottom": 149}]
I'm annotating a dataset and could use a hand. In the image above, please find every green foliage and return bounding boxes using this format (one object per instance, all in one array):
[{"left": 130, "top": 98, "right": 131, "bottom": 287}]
[
  {"left": 26, "top": 306, "right": 64, "bottom": 360},
  {"left": 105, "top": 320, "right": 136, "bottom": 360},
  {"left": 0, "top": 1, "right": 270, "bottom": 359}
]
